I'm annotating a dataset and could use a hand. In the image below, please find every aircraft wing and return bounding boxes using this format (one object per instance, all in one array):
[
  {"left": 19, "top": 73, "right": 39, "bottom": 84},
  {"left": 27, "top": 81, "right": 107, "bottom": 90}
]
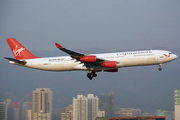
[
  {"left": 55, "top": 43, "right": 105, "bottom": 63},
  {"left": 55, "top": 43, "right": 84, "bottom": 59}
]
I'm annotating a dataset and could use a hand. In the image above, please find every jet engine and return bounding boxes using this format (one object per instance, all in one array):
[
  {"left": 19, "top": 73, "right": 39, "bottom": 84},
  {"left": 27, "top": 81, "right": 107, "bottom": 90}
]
[
  {"left": 101, "top": 61, "right": 116, "bottom": 68},
  {"left": 80, "top": 56, "right": 96, "bottom": 62}
]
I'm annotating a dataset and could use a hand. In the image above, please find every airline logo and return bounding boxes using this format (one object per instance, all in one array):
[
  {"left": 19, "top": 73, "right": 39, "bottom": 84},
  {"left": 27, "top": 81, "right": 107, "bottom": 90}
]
[
  {"left": 164, "top": 54, "right": 170, "bottom": 58},
  {"left": 13, "top": 45, "right": 25, "bottom": 57}
]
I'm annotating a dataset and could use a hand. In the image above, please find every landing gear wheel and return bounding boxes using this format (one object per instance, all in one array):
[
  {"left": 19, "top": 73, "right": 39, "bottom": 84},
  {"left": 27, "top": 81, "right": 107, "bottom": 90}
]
[
  {"left": 158, "top": 64, "right": 162, "bottom": 71},
  {"left": 93, "top": 73, "right": 97, "bottom": 77},
  {"left": 87, "top": 73, "right": 93, "bottom": 80},
  {"left": 86, "top": 71, "right": 97, "bottom": 80},
  {"left": 92, "top": 71, "right": 97, "bottom": 77},
  {"left": 158, "top": 68, "right": 162, "bottom": 71},
  {"left": 89, "top": 76, "right": 93, "bottom": 80}
]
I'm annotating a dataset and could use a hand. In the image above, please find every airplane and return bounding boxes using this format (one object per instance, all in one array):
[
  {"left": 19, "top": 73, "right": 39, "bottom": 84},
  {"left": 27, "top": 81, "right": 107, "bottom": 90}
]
[{"left": 4, "top": 38, "right": 177, "bottom": 80}]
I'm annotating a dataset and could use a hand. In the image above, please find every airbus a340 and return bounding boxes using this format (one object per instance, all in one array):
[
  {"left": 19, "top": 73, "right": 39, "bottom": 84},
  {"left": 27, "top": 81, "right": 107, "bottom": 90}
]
[{"left": 4, "top": 38, "right": 177, "bottom": 80}]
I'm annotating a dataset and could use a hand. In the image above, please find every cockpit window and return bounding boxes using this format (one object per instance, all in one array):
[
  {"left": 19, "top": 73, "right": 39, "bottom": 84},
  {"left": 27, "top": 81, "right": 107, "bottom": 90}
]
[{"left": 169, "top": 53, "right": 172, "bottom": 54}]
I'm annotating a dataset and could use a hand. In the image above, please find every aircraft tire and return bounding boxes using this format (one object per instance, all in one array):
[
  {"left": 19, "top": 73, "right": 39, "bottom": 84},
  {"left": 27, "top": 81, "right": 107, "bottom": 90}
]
[
  {"left": 87, "top": 73, "right": 93, "bottom": 80},
  {"left": 89, "top": 76, "right": 93, "bottom": 80},
  {"left": 93, "top": 73, "right": 97, "bottom": 77},
  {"left": 158, "top": 68, "right": 162, "bottom": 71}
]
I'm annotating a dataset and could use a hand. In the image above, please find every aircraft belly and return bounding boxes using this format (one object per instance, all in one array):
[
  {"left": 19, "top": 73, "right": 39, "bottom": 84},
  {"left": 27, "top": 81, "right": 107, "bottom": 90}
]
[
  {"left": 53, "top": 62, "right": 77, "bottom": 71},
  {"left": 25, "top": 61, "right": 53, "bottom": 71},
  {"left": 74, "top": 64, "right": 88, "bottom": 70},
  {"left": 133, "top": 57, "right": 149, "bottom": 65},
  {"left": 25, "top": 60, "right": 77, "bottom": 71}
]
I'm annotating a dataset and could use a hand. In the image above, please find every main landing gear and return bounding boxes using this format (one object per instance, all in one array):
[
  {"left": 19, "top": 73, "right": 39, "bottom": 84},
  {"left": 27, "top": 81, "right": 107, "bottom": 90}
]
[
  {"left": 158, "top": 64, "right": 162, "bottom": 71},
  {"left": 87, "top": 71, "right": 97, "bottom": 80}
]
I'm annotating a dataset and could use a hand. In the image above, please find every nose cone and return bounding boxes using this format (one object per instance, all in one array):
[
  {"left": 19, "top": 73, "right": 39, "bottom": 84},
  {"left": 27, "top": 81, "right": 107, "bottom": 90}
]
[{"left": 172, "top": 54, "right": 178, "bottom": 60}]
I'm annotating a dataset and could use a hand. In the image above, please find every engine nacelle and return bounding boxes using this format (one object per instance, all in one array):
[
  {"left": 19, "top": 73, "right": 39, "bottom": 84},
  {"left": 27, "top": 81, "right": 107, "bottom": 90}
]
[
  {"left": 80, "top": 56, "right": 96, "bottom": 62},
  {"left": 104, "top": 69, "right": 118, "bottom": 72},
  {"left": 101, "top": 61, "right": 116, "bottom": 68}
]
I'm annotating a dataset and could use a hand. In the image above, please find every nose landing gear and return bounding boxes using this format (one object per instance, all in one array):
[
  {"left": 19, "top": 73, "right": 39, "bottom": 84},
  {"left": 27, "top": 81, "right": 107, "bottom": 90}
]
[
  {"left": 158, "top": 64, "right": 162, "bottom": 71},
  {"left": 87, "top": 71, "right": 97, "bottom": 80}
]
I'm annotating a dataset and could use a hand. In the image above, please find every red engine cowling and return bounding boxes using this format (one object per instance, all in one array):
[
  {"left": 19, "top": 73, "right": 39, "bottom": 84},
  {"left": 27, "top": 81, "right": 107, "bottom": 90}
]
[
  {"left": 104, "top": 69, "right": 118, "bottom": 72},
  {"left": 101, "top": 61, "right": 116, "bottom": 68},
  {"left": 80, "top": 56, "right": 96, "bottom": 62}
]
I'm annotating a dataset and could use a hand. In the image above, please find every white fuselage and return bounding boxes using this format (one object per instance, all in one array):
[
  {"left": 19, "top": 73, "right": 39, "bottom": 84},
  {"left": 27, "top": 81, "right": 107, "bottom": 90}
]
[{"left": 11, "top": 50, "right": 177, "bottom": 71}]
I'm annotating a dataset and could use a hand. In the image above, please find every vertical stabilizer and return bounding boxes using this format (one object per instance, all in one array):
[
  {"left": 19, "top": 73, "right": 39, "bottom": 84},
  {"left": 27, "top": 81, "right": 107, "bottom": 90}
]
[{"left": 6, "top": 38, "right": 40, "bottom": 60}]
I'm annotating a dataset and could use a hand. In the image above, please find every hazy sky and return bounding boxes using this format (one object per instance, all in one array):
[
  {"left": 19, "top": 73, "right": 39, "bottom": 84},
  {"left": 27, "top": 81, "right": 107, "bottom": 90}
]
[
  {"left": 0, "top": 0, "right": 180, "bottom": 114},
  {"left": 1, "top": 0, "right": 180, "bottom": 55}
]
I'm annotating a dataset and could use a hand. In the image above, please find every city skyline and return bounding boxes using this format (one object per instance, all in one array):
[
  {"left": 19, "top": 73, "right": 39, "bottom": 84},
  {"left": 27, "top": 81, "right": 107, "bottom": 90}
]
[
  {"left": 1, "top": 91, "right": 178, "bottom": 111},
  {"left": 1, "top": 84, "right": 180, "bottom": 113},
  {"left": 0, "top": 91, "right": 176, "bottom": 120}
]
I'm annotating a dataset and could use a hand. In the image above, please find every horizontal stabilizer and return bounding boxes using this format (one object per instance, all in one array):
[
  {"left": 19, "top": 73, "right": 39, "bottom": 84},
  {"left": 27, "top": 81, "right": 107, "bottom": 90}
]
[{"left": 4, "top": 57, "right": 26, "bottom": 65}]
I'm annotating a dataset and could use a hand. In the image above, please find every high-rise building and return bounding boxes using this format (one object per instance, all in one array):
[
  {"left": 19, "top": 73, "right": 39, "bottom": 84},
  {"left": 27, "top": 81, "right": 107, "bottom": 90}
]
[
  {"left": 98, "top": 110, "right": 105, "bottom": 117},
  {"left": 172, "top": 111, "right": 175, "bottom": 120},
  {"left": 99, "top": 93, "right": 114, "bottom": 117},
  {"left": 73, "top": 95, "right": 87, "bottom": 120},
  {"left": 61, "top": 104, "right": 73, "bottom": 120},
  {"left": 64, "top": 104, "right": 73, "bottom": 113},
  {"left": 22, "top": 102, "right": 31, "bottom": 120},
  {"left": 73, "top": 94, "right": 99, "bottom": 120},
  {"left": 0, "top": 102, "right": 8, "bottom": 120},
  {"left": 13, "top": 102, "right": 19, "bottom": 120},
  {"left": 32, "top": 88, "right": 53, "bottom": 120},
  {"left": 0, "top": 99, "right": 11, "bottom": 120},
  {"left": 87, "top": 94, "right": 99, "bottom": 120},
  {"left": 174, "top": 89, "right": 180, "bottom": 120},
  {"left": 27, "top": 109, "right": 31, "bottom": 120},
  {"left": 155, "top": 110, "right": 171, "bottom": 120},
  {"left": 61, "top": 112, "right": 73, "bottom": 120}
]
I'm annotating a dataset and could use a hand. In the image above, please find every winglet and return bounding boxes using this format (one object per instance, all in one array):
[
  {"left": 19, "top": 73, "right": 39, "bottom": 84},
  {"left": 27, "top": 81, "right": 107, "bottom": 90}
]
[{"left": 55, "top": 43, "right": 63, "bottom": 49}]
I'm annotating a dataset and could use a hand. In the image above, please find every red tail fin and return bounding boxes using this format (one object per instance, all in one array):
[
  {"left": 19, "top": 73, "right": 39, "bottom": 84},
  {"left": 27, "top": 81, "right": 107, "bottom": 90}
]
[{"left": 6, "top": 38, "right": 40, "bottom": 60}]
